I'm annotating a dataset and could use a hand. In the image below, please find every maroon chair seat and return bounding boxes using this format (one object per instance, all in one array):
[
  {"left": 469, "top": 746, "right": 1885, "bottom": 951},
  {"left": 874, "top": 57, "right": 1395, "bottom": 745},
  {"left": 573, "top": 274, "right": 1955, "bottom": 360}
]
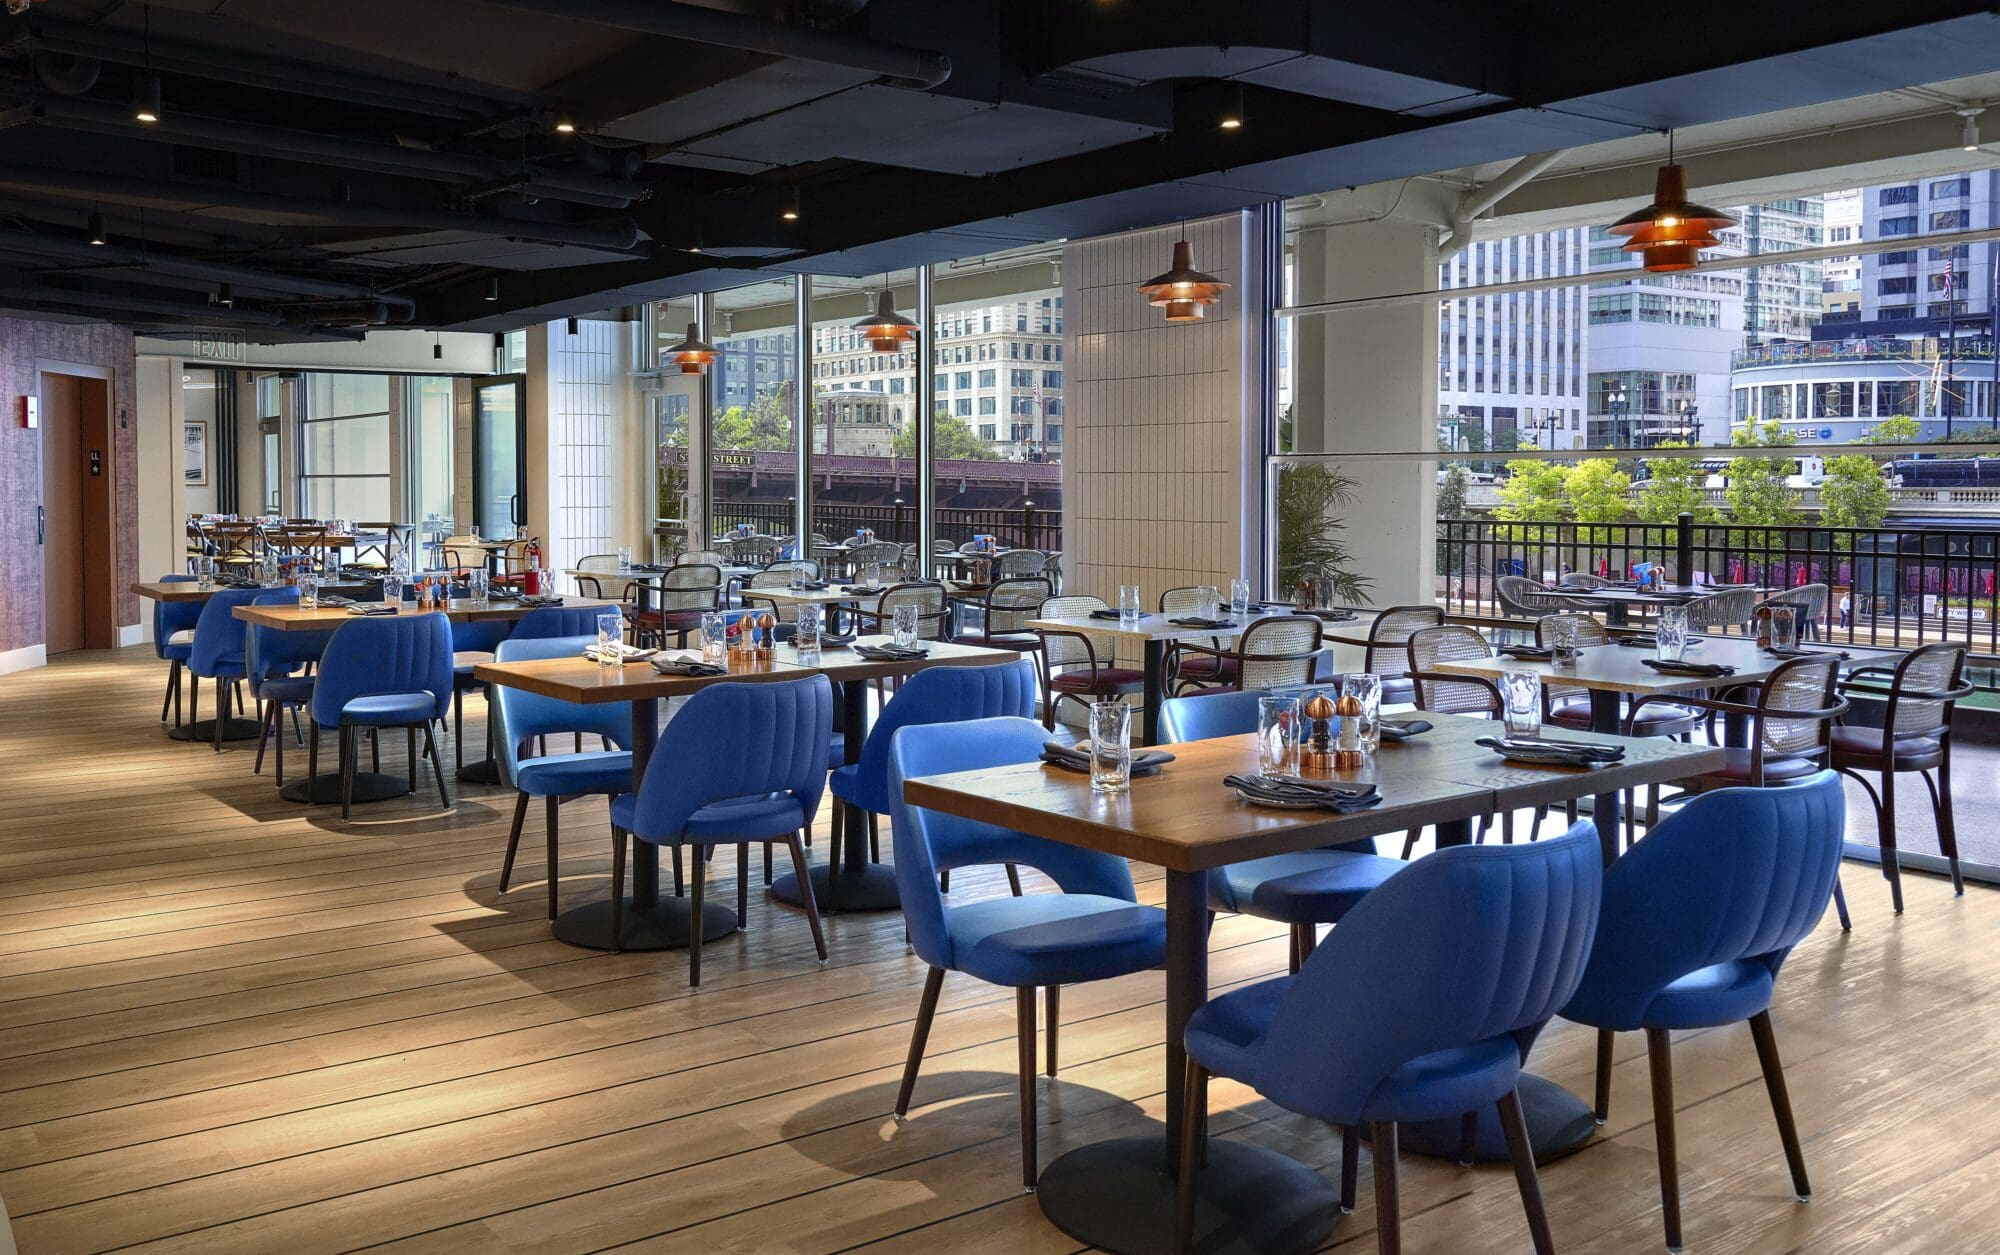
[
  {"left": 1829, "top": 727, "right": 1945, "bottom": 772},
  {"left": 1690, "top": 748, "right": 1820, "bottom": 784},
  {"left": 1174, "top": 654, "right": 1240, "bottom": 683},
  {"left": 953, "top": 632, "right": 1040, "bottom": 652},
  {"left": 1050, "top": 667, "right": 1145, "bottom": 696},
  {"left": 1549, "top": 697, "right": 1701, "bottom": 734}
]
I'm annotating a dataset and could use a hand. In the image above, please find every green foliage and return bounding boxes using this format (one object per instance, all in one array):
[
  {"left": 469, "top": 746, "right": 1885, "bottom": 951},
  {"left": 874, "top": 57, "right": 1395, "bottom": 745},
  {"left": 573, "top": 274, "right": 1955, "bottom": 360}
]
[
  {"left": 891, "top": 411, "right": 1000, "bottom": 461},
  {"left": 1633, "top": 441, "right": 1720, "bottom": 527},
  {"left": 1818, "top": 453, "right": 1891, "bottom": 544},
  {"left": 1435, "top": 465, "right": 1471, "bottom": 575},
  {"left": 1941, "top": 424, "right": 2000, "bottom": 444},
  {"left": 1493, "top": 460, "right": 1569, "bottom": 527},
  {"left": 1863, "top": 414, "right": 1922, "bottom": 445},
  {"left": 1568, "top": 459, "right": 1633, "bottom": 524},
  {"left": 711, "top": 381, "right": 796, "bottom": 452},
  {"left": 1724, "top": 420, "right": 1801, "bottom": 547},
  {"left": 1276, "top": 463, "right": 1373, "bottom": 606}
]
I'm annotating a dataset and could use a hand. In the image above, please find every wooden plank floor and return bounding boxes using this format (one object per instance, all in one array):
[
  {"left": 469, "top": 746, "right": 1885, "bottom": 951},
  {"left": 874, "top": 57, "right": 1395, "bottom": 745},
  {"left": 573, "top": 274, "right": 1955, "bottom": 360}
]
[{"left": 1, "top": 648, "right": 1996, "bottom": 1254}]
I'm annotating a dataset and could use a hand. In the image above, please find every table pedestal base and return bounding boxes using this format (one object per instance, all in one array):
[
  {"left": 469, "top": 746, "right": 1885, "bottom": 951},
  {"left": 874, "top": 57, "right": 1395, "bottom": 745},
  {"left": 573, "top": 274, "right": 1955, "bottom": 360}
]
[
  {"left": 1396, "top": 1073, "right": 1598, "bottom": 1164},
  {"left": 279, "top": 772, "right": 410, "bottom": 805},
  {"left": 167, "top": 717, "right": 263, "bottom": 743},
  {"left": 456, "top": 758, "right": 501, "bottom": 785},
  {"left": 1037, "top": 1135, "right": 1340, "bottom": 1255},
  {"left": 551, "top": 896, "right": 738, "bottom": 951},
  {"left": 768, "top": 863, "right": 901, "bottom": 913}
]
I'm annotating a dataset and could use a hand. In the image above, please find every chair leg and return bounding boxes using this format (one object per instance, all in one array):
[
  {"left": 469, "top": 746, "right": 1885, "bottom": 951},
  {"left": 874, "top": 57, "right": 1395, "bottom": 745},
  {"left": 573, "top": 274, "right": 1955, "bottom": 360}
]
[
  {"left": 189, "top": 672, "right": 200, "bottom": 729},
  {"left": 736, "top": 843, "right": 749, "bottom": 921},
  {"left": 608, "top": 827, "right": 627, "bottom": 953},
  {"left": 162, "top": 660, "right": 179, "bottom": 723},
  {"left": 406, "top": 727, "right": 417, "bottom": 786},
  {"left": 1339, "top": 1124, "right": 1359, "bottom": 1213},
  {"left": 274, "top": 702, "right": 287, "bottom": 785},
  {"left": 545, "top": 796, "right": 561, "bottom": 920},
  {"left": 895, "top": 965, "right": 946, "bottom": 1119},
  {"left": 1297, "top": 923, "right": 1317, "bottom": 967},
  {"left": 671, "top": 845, "right": 685, "bottom": 897},
  {"left": 1173, "top": 1059, "right": 1207, "bottom": 1254},
  {"left": 213, "top": 679, "right": 229, "bottom": 753},
  {"left": 426, "top": 722, "right": 451, "bottom": 809},
  {"left": 1528, "top": 805, "right": 1545, "bottom": 842},
  {"left": 1016, "top": 986, "right": 1038, "bottom": 1192},
  {"left": 339, "top": 726, "right": 356, "bottom": 821},
  {"left": 253, "top": 699, "right": 274, "bottom": 775},
  {"left": 1045, "top": 984, "right": 1059, "bottom": 1076},
  {"left": 1594, "top": 1027, "right": 1615, "bottom": 1123},
  {"left": 688, "top": 844, "right": 707, "bottom": 988},
  {"left": 1832, "top": 877, "right": 1851, "bottom": 932},
  {"left": 867, "top": 811, "right": 881, "bottom": 863},
  {"left": 1372, "top": 1121, "right": 1401, "bottom": 1255},
  {"left": 1928, "top": 756, "right": 1964, "bottom": 895},
  {"left": 1496, "top": 1088, "right": 1556, "bottom": 1255},
  {"left": 786, "top": 832, "right": 827, "bottom": 962},
  {"left": 1880, "top": 768, "right": 1903, "bottom": 914},
  {"left": 1005, "top": 864, "right": 1023, "bottom": 896},
  {"left": 1749, "top": 1011, "right": 1812, "bottom": 1202},
  {"left": 1400, "top": 828, "right": 1419, "bottom": 859},
  {"left": 307, "top": 717, "right": 319, "bottom": 794},
  {"left": 763, "top": 842, "right": 772, "bottom": 886},
  {"left": 1645, "top": 1027, "right": 1683, "bottom": 1253},
  {"left": 453, "top": 687, "right": 465, "bottom": 770},
  {"left": 370, "top": 728, "right": 381, "bottom": 775},
  {"left": 1457, "top": 1110, "right": 1479, "bottom": 1166},
  {"left": 499, "top": 792, "right": 529, "bottom": 892}
]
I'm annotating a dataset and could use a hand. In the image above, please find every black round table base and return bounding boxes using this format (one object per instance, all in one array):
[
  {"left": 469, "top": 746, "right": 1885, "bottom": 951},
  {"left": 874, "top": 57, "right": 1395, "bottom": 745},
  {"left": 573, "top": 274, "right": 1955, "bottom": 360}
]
[
  {"left": 551, "top": 896, "right": 739, "bottom": 952},
  {"left": 456, "top": 758, "right": 502, "bottom": 785},
  {"left": 1397, "top": 1073, "right": 1599, "bottom": 1164},
  {"left": 769, "top": 863, "right": 901, "bottom": 912},
  {"left": 167, "top": 717, "right": 263, "bottom": 743},
  {"left": 1037, "top": 1135, "right": 1341, "bottom": 1255},
  {"left": 279, "top": 772, "right": 411, "bottom": 805}
]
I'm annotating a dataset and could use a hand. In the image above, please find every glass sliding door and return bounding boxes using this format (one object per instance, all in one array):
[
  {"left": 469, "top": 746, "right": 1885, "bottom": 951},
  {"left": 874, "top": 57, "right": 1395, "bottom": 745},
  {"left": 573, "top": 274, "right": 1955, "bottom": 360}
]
[
  {"left": 709, "top": 279, "right": 799, "bottom": 543},
  {"left": 473, "top": 374, "right": 526, "bottom": 536},
  {"left": 807, "top": 269, "right": 920, "bottom": 550},
  {"left": 298, "top": 373, "right": 392, "bottom": 521}
]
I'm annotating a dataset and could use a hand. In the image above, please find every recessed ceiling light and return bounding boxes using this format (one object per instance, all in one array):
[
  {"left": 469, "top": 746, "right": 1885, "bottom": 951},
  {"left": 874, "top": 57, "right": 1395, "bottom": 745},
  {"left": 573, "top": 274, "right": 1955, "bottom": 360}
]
[{"left": 133, "top": 74, "right": 162, "bottom": 124}]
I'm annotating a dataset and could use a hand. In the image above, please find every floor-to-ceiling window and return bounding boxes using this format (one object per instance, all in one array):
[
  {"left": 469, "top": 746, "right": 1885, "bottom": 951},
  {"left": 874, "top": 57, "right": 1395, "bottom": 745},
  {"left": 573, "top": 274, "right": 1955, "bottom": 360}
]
[
  {"left": 298, "top": 373, "right": 392, "bottom": 521},
  {"left": 709, "top": 279, "right": 799, "bottom": 539},
  {"left": 405, "top": 375, "right": 454, "bottom": 528},
  {"left": 650, "top": 297, "right": 700, "bottom": 548},
  {"left": 808, "top": 270, "right": 919, "bottom": 547}
]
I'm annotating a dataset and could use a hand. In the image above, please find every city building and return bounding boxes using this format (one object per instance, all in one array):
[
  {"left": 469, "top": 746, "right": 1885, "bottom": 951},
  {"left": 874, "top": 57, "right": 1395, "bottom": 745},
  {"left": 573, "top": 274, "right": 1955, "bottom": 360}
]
[
  {"left": 1437, "top": 228, "right": 1588, "bottom": 451},
  {"left": 1823, "top": 187, "right": 1863, "bottom": 318}
]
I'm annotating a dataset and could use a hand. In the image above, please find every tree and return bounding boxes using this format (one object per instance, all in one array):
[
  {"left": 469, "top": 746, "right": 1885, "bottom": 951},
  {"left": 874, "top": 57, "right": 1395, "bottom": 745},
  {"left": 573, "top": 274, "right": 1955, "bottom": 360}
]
[
  {"left": 1435, "top": 464, "right": 1471, "bottom": 576},
  {"left": 710, "top": 380, "right": 796, "bottom": 452},
  {"left": 1567, "top": 459, "right": 1633, "bottom": 524},
  {"left": 1633, "top": 441, "right": 1720, "bottom": 527},
  {"left": 891, "top": 411, "right": 999, "bottom": 461},
  {"left": 1818, "top": 453, "right": 1891, "bottom": 542},
  {"left": 1724, "top": 420, "right": 1801, "bottom": 548},
  {"left": 1862, "top": 414, "right": 1922, "bottom": 445},
  {"left": 1942, "top": 424, "right": 2000, "bottom": 444},
  {"left": 1276, "top": 463, "right": 1373, "bottom": 605},
  {"left": 1492, "top": 459, "right": 1569, "bottom": 526}
]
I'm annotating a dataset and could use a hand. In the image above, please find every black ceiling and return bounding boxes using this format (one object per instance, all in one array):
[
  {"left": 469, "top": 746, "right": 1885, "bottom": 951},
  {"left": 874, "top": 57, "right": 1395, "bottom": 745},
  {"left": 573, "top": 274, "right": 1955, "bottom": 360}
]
[{"left": 0, "top": 0, "right": 1997, "bottom": 340}]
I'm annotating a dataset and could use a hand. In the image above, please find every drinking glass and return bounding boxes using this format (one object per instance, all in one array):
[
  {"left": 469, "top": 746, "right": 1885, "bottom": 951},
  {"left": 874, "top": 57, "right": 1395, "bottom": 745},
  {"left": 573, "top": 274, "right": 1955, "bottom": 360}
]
[
  {"left": 1341, "top": 672, "right": 1384, "bottom": 752},
  {"left": 295, "top": 572, "right": 317, "bottom": 611},
  {"left": 1089, "top": 701, "right": 1132, "bottom": 794},
  {"left": 468, "top": 523, "right": 479, "bottom": 543},
  {"left": 465, "top": 568, "right": 489, "bottom": 608},
  {"left": 1230, "top": 578, "right": 1253, "bottom": 616},
  {"left": 795, "top": 604, "right": 824, "bottom": 666},
  {"left": 596, "top": 611, "right": 624, "bottom": 667},
  {"left": 1769, "top": 605, "right": 1797, "bottom": 651},
  {"left": 701, "top": 611, "right": 728, "bottom": 664},
  {"left": 1500, "top": 671, "right": 1543, "bottom": 738},
  {"left": 617, "top": 546, "right": 633, "bottom": 571},
  {"left": 1656, "top": 606, "right": 1690, "bottom": 663},
  {"left": 195, "top": 555, "right": 214, "bottom": 590},
  {"left": 1257, "top": 695, "right": 1299, "bottom": 776},
  {"left": 1196, "top": 585, "right": 1221, "bottom": 621},
  {"left": 1548, "top": 616, "right": 1580, "bottom": 667},
  {"left": 864, "top": 562, "right": 883, "bottom": 591},
  {"left": 790, "top": 565, "right": 808, "bottom": 590},
  {"left": 382, "top": 570, "right": 403, "bottom": 605},
  {"left": 893, "top": 603, "right": 920, "bottom": 649},
  {"left": 1118, "top": 584, "right": 1143, "bottom": 626}
]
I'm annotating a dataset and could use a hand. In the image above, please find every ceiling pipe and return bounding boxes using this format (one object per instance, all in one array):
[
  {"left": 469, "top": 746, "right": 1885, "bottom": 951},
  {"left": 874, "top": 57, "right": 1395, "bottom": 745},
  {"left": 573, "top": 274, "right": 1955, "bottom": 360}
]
[
  {"left": 1436, "top": 148, "right": 1566, "bottom": 261},
  {"left": 0, "top": 165, "right": 646, "bottom": 252},
  {"left": 0, "top": 276, "right": 285, "bottom": 324},
  {"left": 476, "top": 0, "right": 952, "bottom": 89},
  {"left": 19, "top": 96, "right": 649, "bottom": 208},
  {"left": 0, "top": 226, "right": 418, "bottom": 314}
]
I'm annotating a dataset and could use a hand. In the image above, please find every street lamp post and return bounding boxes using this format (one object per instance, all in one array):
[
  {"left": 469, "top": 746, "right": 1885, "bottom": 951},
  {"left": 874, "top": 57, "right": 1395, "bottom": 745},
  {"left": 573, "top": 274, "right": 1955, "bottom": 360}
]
[
  {"left": 1608, "top": 384, "right": 1629, "bottom": 449},
  {"left": 1676, "top": 400, "right": 1699, "bottom": 445}
]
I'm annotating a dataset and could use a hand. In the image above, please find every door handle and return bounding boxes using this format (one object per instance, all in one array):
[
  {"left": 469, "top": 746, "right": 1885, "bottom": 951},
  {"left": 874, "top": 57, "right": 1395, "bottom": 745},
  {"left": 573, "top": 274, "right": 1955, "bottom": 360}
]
[
  {"left": 36, "top": 505, "right": 44, "bottom": 545},
  {"left": 510, "top": 493, "right": 523, "bottom": 525}
]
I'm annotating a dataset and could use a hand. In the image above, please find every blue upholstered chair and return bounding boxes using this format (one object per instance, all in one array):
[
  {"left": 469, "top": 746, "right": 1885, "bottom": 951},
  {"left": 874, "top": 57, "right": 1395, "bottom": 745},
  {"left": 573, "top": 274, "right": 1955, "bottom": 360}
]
[
  {"left": 830, "top": 657, "right": 1038, "bottom": 898},
  {"left": 609, "top": 675, "right": 833, "bottom": 986},
  {"left": 509, "top": 605, "right": 611, "bottom": 639},
  {"left": 450, "top": 617, "right": 513, "bottom": 770},
  {"left": 1157, "top": 692, "right": 1406, "bottom": 971},
  {"left": 245, "top": 611, "right": 333, "bottom": 786},
  {"left": 308, "top": 613, "right": 453, "bottom": 819},
  {"left": 1561, "top": 773, "right": 1844, "bottom": 1252},
  {"left": 186, "top": 587, "right": 299, "bottom": 752},
  {"left": 152, "top": 575, "right": 201, "bottom": 727},
  {"left": 888, "top": 716, "right": 1169, "bottom": 1191},
  {"left": 491, "top": 635, "right": 633, "bottom": 919},
  {"left": 1174, "top": 823, "right": 1603, "bottom": 1255}
]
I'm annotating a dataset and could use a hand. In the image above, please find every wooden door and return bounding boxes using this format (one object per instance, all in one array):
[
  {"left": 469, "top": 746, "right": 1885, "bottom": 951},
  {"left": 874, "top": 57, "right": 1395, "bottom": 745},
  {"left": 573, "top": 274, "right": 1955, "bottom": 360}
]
[{"left": 39, "top": 373, "right": 84, "bottom": 654}]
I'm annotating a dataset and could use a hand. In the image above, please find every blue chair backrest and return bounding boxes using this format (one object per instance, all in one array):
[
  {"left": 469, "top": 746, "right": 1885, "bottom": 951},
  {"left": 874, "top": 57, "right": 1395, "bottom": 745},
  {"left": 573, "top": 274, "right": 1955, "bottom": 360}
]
[
  {"left": 490, "top": 636, "right": 634, "bottom": 788},
  {"left": 153, "top": 575, "right": 200, "bottom": 658},
  {"left": 245, "top": 594, "right": 332, "bottom": 696},
  {"left": 190, "top": 586, "right": 297, "bottom": 676},
  {"left": 452, "top": 615, "right": 513, "bottom": 656},
  {"left": 1254, "top": 822, "right": 1603, "bottom": 1124},
  {"left": 310, "top": 613, "right": 454, "bottom": 726},
  {"left": 887, "top": 716, "right": 1141, "bottom": 973},
  {"left": 853, "top": 659, "right": 1036, "bottom": 796},
  {"left": 1564, "top": 772, "right": 1843, "bottom": 1032},
  {"left": 628, "top": 674, "right": 833, "bottom": 837},
  {"left": 1157, "top": 691, "right": 1263, "bottom": 743},
  {"left": 511, "top": 605, "right": 615, "bottom": 640}
]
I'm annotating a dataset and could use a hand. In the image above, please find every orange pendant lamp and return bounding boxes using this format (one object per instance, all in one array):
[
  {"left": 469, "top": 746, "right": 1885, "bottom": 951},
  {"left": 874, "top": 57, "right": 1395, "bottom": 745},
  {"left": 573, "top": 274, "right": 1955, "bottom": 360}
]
[
  {"left": 1606, "top": 135, "right": 1735, "bottom": 272},
  {"left": 854, "top": 289, "right": 919, "bottom": 351},
  {"left": 663, "top": 321, "right": 719, "bottom": 375},
  {"left": 1137, "top": 228, "right": 1229, "bottom": 322}
]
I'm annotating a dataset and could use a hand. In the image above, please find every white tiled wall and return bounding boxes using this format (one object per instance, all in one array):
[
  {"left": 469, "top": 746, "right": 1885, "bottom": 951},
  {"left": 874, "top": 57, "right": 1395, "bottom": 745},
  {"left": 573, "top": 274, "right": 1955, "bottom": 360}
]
[{"left": 1062, "top": 215, "right": 1250, "bottom": 607}]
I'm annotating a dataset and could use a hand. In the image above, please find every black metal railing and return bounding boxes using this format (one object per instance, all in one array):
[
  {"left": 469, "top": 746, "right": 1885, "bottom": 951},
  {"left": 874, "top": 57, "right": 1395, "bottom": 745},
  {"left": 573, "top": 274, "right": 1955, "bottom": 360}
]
[
  {"left": 702, "top": 499, "right": 1060, "bottom": 552},
  {"left": 1439, "top": 514, "right": 2000, "bottom": 653}
]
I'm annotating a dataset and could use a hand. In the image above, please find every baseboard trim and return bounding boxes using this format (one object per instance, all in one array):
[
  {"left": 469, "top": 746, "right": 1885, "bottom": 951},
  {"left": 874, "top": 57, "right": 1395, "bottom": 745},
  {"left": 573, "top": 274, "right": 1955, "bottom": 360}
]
[
  {"left": 0, "top": 645, "right": 46, "bottom": 677},
  {"left": 118, "top": 622, "right": 145, "bottom": 648}
]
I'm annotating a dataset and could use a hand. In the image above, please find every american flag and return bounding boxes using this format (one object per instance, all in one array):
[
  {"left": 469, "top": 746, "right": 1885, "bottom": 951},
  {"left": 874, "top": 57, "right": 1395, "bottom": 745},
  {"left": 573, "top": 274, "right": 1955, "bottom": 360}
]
[{"left": 1941, "top": 263, "right": 1956, "bottom": 301}]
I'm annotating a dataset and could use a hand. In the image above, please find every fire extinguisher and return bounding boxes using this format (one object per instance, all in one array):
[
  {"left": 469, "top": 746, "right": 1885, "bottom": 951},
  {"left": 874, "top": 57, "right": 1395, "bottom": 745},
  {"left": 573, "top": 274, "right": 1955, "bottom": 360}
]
[{"left": 523, "top": 539, "right": 543, "bottom": 595}]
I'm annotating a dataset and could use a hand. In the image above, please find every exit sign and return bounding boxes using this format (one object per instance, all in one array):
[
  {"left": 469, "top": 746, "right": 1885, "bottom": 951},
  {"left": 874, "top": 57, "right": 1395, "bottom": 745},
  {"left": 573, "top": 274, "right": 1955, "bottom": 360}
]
[{"left": 190, "top": 331, "right": 248, "bottom": 363}]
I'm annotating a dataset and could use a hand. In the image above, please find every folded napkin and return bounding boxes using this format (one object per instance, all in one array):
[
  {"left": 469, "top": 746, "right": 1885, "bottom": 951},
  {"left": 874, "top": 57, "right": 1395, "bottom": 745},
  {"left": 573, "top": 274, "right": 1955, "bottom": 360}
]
[
  {"left": 1299, "top": 608, "right": 1357, "bottom": 622},
  {"left": 519, "top": 595, "right": 565, "bottom": 607},
  {"left": 1378, "top": 718, "right": 1433, "bottom": 743},
  {"left": 1168, "top": 615, "right": 1235, "bottom": 629},
  {"left": 1224, "top": 774, "right": 1382, "bottom": 812},
  {"left": 821, "top": 633, "right": 858, "bottom": 648},
  {"left": 650, "top": 654, "right": 726, "bottom": 677},
  {"left": 583, "top": 643, "right": 657, "bottom": 663},
  {"left": 1640, "top": 659, "right": 1736, "bottom": 677},
  {"left": 790, "top": 581, "right": 831, "bottom": 591},
  {"left": 1041, "top": 740, "right": 1176, "bottom": 777},
  {"left": 1089, "top": 608, "right": 1126, "bottom": 621},
  {"left": 1765, "top": 646, "right": 1849, "bottom": 661},
  {"left": 1616, "top": 635, "right": 1703, "bottom": 649},
  {"left": 839, "top": 585, "right": 877, "bottom": 595},
  {"left": 344, "top": 604, "right": 399, "bottom": 616},
  {"left": 1475, "top": 735, "right": 1626, "bottom": 767},
  {"left": 1499, "top": 645, "right": 1554, "bottom": 661},
  {"left": 316, "top": 594, "right": 354, "bottom": 607},
  {"left": 854, "top": 643, "right": 930, "bottom": 660},
  {"left": 629, "top": 563, "right": 668, "bottom": 572}
]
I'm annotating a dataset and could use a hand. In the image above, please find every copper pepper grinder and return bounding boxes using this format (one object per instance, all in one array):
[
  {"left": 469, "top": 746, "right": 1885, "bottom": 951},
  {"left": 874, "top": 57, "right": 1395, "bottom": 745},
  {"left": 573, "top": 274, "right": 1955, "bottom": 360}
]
[
  {"left": 1300, "top": 691, "right": 1337, "bottom": 777},
  {"left": 1334, "top": 693, "right": 1366, "bottom": 770}
]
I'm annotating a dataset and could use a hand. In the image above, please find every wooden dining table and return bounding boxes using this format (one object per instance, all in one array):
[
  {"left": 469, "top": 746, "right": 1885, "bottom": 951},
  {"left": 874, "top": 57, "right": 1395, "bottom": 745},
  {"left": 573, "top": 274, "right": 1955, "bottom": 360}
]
[
  {"left": 476, "top": 637, "right": 1018, "bottom": 949},
  {"left": 904, "top": 714, "right": 1723, "bottom": 1254}
]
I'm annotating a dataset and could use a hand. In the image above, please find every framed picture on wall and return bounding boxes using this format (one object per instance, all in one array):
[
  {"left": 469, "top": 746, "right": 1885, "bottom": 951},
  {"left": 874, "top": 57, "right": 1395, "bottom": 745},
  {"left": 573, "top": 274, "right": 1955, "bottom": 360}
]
[{"left": 183, "top": 419, "right": 209, "bottom": 486}]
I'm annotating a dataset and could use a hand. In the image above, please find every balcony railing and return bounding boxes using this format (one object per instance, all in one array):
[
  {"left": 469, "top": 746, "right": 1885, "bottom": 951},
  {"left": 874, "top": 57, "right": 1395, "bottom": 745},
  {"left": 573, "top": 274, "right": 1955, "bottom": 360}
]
[
  {"left": 702, "top": 499, "right": 1060, "bottom": 553},
  {"left": 1732, "top": 336, "right": 1999, "bottom": 369}
]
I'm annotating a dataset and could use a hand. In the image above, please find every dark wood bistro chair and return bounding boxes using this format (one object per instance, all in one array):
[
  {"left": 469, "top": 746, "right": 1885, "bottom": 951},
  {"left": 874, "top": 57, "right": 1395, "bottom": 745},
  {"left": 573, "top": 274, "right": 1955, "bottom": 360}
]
[
  {"left": 1035, "top": 593, "right": 1143, "bottom": 729},
  {"left": 951, "top": 576, "right": 1050, "bottom": 652},
  {"left": 1408, "top": 624, "right": 1539, "bottom": 847},
  {"left": 625, "top": 562, "right": 722, "bottom": 649},
  {"left": 1831, "top": 642, "right": 1974, "bottom": 912},
  {"left": 1173, "top": 614, "right": 1322, "bottom": 694},
  {"left": 1353, "top": 604, "right": 1443, "bottom": 707}
]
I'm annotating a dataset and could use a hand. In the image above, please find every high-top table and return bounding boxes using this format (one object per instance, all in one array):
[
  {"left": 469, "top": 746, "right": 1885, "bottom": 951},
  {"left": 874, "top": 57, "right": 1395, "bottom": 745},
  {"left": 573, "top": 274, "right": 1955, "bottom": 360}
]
[
  {"left": 476, "top": 637, "right": 1017, "bottom": 948},
  {"left": 904, "top": 715, "right": 1723, "bottom": 1254}
]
